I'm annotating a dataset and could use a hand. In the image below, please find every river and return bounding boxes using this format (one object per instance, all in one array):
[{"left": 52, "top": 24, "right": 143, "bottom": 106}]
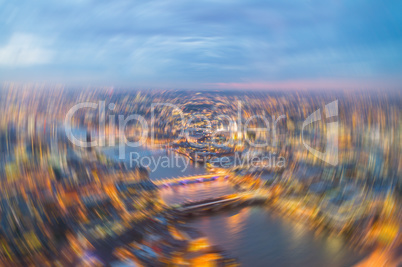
[{"left": 103, "top": 146, "right": 369, "bottom": 267}]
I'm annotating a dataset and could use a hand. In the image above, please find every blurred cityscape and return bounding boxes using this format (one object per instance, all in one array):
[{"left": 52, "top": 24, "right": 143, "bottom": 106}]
[{"left": 0, "top": 84, "right": 400, "bottom": 266}]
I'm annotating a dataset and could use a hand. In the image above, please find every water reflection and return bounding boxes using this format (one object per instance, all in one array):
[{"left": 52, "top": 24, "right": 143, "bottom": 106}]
[{"left": 226, "top": 208, "right": 248, "bottom": 239}]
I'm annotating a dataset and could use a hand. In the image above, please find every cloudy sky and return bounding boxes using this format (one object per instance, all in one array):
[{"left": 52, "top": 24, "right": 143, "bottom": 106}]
[{"left": 0, "top": 0, "right": 401, "bottom": 90}]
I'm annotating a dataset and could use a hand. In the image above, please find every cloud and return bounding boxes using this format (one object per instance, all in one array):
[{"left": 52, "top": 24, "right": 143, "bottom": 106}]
[
  {"left": 206, "top": 78, "right": 402, "bottom": 91},
  {"left": 0, "top": 33, "right": 53, "bottom": 67},
  {"left": 0, "top": 0, "right": 400, "bottom": 88}
]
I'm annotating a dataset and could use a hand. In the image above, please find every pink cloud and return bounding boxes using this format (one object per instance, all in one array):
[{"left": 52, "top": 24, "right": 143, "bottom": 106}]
[{"left": 205, "top": 79, "right": 400, "bottom": 91}]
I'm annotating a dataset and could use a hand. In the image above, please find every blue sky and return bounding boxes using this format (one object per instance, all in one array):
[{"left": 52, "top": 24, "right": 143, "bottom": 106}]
[{"left": 0, "top": 0, "right": 401, "bottom": 90}]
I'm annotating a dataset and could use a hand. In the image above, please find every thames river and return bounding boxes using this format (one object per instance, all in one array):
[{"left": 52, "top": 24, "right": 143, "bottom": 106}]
[{"left": 104, "top": 146, "right": 369, "bottom": 266}]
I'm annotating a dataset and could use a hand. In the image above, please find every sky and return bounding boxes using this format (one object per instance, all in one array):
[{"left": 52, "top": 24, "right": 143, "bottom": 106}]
[{"left": 0, "top": 0, "right": 401, "bottom": 90}]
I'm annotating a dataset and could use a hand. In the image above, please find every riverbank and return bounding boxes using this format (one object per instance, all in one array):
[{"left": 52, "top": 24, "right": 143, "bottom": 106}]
[{"left": 108, "top": 210, "right": 239, "bottom": 266}]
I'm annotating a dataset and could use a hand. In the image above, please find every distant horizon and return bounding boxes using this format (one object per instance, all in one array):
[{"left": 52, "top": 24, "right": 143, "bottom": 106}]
[{"left": 1, "top": 80, "right": 401, "bottom": 93}]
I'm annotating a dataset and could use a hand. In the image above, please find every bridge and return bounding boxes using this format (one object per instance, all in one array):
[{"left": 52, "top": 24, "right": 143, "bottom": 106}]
[
  {"left": 172, "top": 192, "right": 269, "bottom": 216},
  {"left": 153, "top": 174, "right": 229, "bottom": 187}
]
